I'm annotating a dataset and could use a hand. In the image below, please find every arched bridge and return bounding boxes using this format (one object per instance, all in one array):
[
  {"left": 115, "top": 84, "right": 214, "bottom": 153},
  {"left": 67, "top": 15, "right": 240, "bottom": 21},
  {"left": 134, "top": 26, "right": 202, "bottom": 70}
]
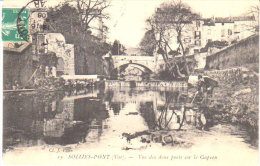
[{"left": 111, "top": 55, "right": 163, "bottom": 73}]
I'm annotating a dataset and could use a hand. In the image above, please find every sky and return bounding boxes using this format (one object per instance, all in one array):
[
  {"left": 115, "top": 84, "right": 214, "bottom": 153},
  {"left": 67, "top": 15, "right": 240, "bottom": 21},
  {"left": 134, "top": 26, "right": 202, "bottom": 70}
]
[{"left": 2, "top": 0, "right": 259, "bottom": 47}]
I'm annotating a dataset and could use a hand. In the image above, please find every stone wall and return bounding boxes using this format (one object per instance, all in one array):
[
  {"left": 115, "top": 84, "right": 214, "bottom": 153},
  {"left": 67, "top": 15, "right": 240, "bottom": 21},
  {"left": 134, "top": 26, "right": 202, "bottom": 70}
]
[
  {"left": 204, "top": 67, "right": 249, "bottom": 83},
  {"left": 45, "top": 33, "right": 75, "bottom": 75},
  {"left": 205, "top": 34, "right": 259, "bottom": 70}
]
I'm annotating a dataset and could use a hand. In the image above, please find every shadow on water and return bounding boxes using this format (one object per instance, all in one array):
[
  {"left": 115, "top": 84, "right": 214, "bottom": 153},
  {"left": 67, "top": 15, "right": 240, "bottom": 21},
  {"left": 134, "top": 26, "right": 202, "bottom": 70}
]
[
  {"left": 3, "top": 86, "right": 258, "bottom": 152},
  {"left": 3, "top": 89, "right": 110, "bottom": 152},
  {"left": 124, "top": 89, "right": 219, "bottom": 147}
]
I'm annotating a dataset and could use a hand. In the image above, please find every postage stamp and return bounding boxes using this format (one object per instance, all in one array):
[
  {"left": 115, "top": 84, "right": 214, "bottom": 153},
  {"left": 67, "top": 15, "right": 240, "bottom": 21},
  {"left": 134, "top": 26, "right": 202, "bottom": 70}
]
[{"left": 2, "top": 8, "right": 29, "bottom": 41}]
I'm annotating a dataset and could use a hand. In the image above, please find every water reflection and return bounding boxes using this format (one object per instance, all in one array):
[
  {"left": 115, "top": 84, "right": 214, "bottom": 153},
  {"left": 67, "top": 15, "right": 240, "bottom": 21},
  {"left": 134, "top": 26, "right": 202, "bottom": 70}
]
[{"left": 2, "top": 86, "right": 255, "bottom": 152}]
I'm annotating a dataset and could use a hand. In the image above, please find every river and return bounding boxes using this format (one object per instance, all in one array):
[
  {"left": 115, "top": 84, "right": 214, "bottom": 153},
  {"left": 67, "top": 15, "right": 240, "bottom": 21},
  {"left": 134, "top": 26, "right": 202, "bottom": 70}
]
[{"left": 2, "top": 86, "right": 258, "bottom": 166}]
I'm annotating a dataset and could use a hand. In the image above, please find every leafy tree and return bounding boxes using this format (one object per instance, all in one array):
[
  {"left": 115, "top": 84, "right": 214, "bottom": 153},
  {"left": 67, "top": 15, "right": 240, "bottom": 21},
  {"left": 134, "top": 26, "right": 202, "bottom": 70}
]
[
  {"left": 139, "top": 30, "right": 157, "bottom": 56},
  {"left": 146, "top": 0, "right": 200, "bottom": 78},
  {"left": 46, "top": 1, "right": 111, "bottom": 74},
  {"left": 111, "top": 40, "right": 126, "bottom": 55}
]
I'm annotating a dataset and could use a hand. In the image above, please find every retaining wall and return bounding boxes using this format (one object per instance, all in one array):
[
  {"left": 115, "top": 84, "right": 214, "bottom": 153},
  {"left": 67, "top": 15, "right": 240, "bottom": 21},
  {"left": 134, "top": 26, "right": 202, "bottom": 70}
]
[
  {"left": 204, "top": 67, "right": 248, "bottom": 83},
  {"left": 205, "top": 34, "right": 259, "bottom": 70}
]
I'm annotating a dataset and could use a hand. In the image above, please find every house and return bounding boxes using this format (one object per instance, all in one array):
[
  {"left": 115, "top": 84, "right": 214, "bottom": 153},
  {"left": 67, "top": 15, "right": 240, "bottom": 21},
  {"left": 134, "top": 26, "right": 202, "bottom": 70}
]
[
  {"left": 233, "top": 16, "right": 257, "bottom": 40},
  {"left": 181, "top": 16, "right": 257, "bottom": 55}
]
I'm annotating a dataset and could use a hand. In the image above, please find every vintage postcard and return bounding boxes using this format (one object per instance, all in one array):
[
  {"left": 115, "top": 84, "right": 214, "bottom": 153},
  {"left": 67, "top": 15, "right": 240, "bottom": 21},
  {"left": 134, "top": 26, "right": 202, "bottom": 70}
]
[{"left": 1, "top": 0, "right": 259, "bottom": 165}]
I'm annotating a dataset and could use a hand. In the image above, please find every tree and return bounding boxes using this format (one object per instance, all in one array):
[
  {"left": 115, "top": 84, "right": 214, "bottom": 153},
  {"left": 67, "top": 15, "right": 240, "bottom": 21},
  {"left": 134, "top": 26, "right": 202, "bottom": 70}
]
[
  {"left": 145, "top": 0, "right": 200, "bottom": 78},
  {"left": 46, "top": 0, "right": 111, "bottom": 74},
  {"left": 111, "top": 40, "right": 126, "bottom": 55},
  {"left": 248, "top": 5, "right": 259, "bottom": 32},
  {"left": 67, "top": 0, "right": 110, "bottom": 32},
  {"left": 139, "top": 29, "right": 157, "bottom": 56}
]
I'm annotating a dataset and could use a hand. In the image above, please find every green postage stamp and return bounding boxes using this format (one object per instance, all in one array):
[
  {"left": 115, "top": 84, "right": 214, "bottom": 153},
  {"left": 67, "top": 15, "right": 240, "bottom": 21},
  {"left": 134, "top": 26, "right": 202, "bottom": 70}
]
[{"left": 2, "top": 8, "right": 29, "bottom": 41}]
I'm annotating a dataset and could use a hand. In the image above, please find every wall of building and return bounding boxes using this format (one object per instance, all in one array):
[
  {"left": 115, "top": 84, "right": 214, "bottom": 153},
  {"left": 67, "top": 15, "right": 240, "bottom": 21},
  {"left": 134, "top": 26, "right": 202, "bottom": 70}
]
[
  {"left": 167, "top": 18, "right": 257, "bottom": 55},
  {"left": 234, "top": 20, "right": 256, "bottom": 40},
  {"left": 205, "top": 34, "right": 259, "bottom": 70},
  {"left": 3, "top": 47, "right": 34, "bottom": 89}
]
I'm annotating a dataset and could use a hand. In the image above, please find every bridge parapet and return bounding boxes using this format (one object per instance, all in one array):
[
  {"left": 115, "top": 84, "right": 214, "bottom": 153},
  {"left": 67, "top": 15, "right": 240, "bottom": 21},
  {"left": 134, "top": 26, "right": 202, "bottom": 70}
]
[{"left": 112, "top": 55, "right": 156, "bottom": 72}]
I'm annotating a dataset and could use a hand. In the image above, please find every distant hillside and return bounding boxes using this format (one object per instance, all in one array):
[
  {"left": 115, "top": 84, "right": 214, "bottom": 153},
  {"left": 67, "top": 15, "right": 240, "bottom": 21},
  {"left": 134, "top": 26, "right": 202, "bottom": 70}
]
[{"left": 125, "top": 47, "right": 142, "bottom": 56}]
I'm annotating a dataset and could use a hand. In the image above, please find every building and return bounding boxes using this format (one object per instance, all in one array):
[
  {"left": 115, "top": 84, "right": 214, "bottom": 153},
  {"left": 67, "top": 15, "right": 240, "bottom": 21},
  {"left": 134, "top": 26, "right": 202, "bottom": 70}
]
[
  {"left": 165, "top": 15, "right": 257, "bottom": 56},
  {"left": 3, "top": 8, "right": 76, "bottom": 89}
]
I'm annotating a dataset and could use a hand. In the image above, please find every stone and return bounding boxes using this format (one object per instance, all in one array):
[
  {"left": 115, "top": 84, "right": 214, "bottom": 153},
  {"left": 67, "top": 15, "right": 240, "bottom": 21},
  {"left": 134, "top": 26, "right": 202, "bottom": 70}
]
[
  {"left": 242, "top": 73, "right": 249, "bottom": 79},
  {"left": 232, "top": 88, "right": 252, "bottom": 97},
  {"left": 188, "top": 75, "right": 199, "bottom": 86},
  {"left": 163, "top": 135, "right": 173, "bottom": 144},
  {"left": 240, "top": 67, "right": 250, "bottom": 72}
]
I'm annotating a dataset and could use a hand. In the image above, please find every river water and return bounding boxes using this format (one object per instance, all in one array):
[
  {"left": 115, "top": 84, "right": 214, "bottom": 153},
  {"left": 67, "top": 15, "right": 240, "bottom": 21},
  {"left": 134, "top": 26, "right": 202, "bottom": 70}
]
[{"left": 2, "top": 86, "right": 258, "bottom": 166}]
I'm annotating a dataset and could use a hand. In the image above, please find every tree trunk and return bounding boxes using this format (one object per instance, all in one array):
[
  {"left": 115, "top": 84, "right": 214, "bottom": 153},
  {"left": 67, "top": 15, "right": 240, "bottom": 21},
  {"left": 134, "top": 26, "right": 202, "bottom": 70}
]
[{"left": 177, "top": 31, "right": 190, "bottom": 76}]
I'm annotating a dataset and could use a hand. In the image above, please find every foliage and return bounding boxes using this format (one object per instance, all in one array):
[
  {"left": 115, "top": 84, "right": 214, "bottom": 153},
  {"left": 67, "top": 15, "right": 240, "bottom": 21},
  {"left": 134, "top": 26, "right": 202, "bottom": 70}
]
[
  {"left": 145, "top": 0, "right": 200, "bottom": 79},
  {"left": 139, "top": 30, "right": 156, "bottom": 56},
  {"left": 200, "top": 40, "right": 229, "bottom": 52},
  {"left": 111, "top": 40, "right": 126, "bottom": 55},
  {"left": 46, "top": 1, "right": 111, "bottom": 74}
]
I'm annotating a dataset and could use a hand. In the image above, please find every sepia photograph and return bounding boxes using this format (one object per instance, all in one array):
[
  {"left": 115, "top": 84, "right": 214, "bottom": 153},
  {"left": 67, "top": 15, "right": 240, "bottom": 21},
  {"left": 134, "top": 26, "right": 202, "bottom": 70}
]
[{"left": 1, "top": 0, "right": 259, "bottom": 165}]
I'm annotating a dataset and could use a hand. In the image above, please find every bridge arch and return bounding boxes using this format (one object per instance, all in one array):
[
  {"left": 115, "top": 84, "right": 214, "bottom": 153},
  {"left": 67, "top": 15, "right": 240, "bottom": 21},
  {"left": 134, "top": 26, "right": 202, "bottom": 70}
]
[
  {"left": 110, "top": 62, "right": 153, "bottom": 80},
  {"left": 118, "top": 63, "right": 153, "bottom": 74}
]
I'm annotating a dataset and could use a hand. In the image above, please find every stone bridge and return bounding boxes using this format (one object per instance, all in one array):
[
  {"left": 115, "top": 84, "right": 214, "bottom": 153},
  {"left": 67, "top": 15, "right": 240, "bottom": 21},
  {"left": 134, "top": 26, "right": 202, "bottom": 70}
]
[
  {"left": 112, "top": 55, "right": 156, "bottom": 72},
  {"left": 110, "top": 55, "right": 166, "bottom": 77}
]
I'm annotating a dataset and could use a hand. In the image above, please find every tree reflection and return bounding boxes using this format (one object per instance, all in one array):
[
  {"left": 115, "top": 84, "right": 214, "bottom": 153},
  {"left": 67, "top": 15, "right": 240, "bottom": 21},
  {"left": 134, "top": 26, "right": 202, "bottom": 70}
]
[{"left": 155, "top": 91, "right": 187, "bottom": 130}]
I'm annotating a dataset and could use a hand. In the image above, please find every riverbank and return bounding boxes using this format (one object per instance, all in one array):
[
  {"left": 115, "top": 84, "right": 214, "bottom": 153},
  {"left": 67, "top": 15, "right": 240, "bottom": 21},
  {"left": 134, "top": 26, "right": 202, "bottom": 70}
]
[
  {"left": 121, "top": 65, "right": 259, "bottom": 147},
  {"left": 206, "top": 64, "right": 259, "bottom": 146}
]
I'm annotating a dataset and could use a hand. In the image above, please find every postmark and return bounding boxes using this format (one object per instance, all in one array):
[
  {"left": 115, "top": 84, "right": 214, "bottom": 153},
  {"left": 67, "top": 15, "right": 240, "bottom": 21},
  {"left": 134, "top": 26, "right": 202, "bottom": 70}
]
[{"left": 2, "top": 0, "right": 47, "bottom": 42}]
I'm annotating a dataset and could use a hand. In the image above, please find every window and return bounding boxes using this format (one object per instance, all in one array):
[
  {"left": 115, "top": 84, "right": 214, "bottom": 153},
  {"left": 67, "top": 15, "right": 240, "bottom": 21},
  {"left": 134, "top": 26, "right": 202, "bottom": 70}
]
[
  {"left": 37, "top": 34, "right": 47, "bottom": 54},
  {"left": 207, "top": 29, "right": 211, "bottom": 35},
  {"left": 194, "top": 31, "right": 201, "bottom": 39},
  {"left": 195, "top": 40, "right": 201, "bottom": 46},
  {"left": 221, "top": 29, "right": 225, "bottom": 37},
  {"left": 234, "top": 25, "right": 238, "bottom": 33},
  {"left": 184, "top": 38, "right": 191, "bottom": 44},
  {"left": 228, "top": 29, "right": 232, "bottom": 35},
  {"left": 194, "top": 49, "right": 199, "bottom": 54},
  {"left": 196, "top": 21, "right": 200, "bottom": 27}
]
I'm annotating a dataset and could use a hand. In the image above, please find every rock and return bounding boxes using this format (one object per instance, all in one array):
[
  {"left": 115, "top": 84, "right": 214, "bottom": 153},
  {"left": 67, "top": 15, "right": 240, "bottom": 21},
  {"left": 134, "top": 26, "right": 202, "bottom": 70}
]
[
  {"left": 185, "top": 103, "right": 194, "bottom": 108},
  {"left": 200, "top": 114, "right": 207, "bottom": 125},
  {"left": 240, "top": 67, "right": 250, "bottom": 72},
  {"left": 249, "top": 74, "right": 255, "bottom": 78},
  {"left": 232, "top": 88, "right": 252, "bottom": 97},
  {"left": 140, "top": 137, "right": 147, "bottom": 143},
  {"left": 242, "top": 73, "right": 249, "bottom": 78},
  {"left": 126, "top": 112, "right": 138, "bottom": 115},
  {"left": 163, "top": 135, "right": 173, "bottom": 144},
  {"left": 188, "top": 75, "right": 199, "bottom": 86},
  {"left": 231, "top": 116, "right": 238, "bottom": 123}
]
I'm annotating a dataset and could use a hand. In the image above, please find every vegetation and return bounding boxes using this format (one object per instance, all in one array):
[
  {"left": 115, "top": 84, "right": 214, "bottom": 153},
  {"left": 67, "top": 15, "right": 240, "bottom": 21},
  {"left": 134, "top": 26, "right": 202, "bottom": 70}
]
[
  {"left": 141, "top": 0, "right": 200, "bottom": 79},
  {"left": 111, "top": 40, "right": 126, "bottom": 55},
  {"left": 46, "top": 0, "right": 111, "bottom": 74}
]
